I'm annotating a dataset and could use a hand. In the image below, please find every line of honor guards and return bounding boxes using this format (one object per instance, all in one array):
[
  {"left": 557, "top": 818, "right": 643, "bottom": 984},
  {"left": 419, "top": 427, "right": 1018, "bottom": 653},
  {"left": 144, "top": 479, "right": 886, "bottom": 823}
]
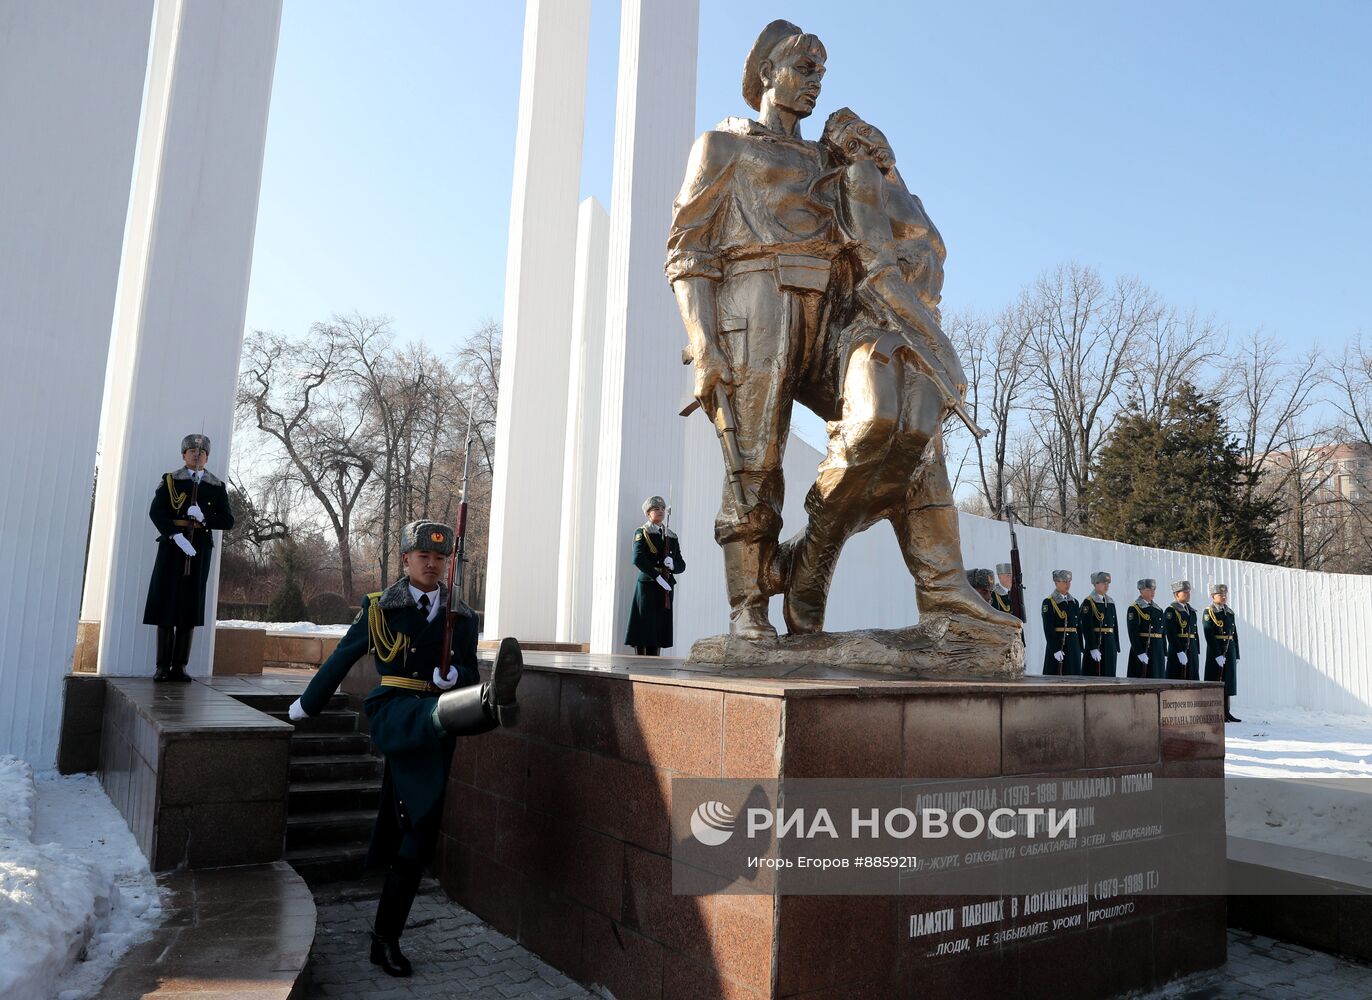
[{"left": 970, "top": 567, "right": 1242, "bottom": 723}]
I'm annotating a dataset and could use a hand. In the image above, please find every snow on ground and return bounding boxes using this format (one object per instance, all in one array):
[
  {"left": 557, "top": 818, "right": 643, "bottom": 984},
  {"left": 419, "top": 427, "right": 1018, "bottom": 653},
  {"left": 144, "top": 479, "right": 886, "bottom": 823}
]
[
  {"left": 0, "top": 758, "right": 163, "bottom": 1000},
  {"left": 1224, "top": 706, "right": 1372, "bottom": 863},
  {"left": 218, "top": 618, "right": 350, "bottom": 636}
]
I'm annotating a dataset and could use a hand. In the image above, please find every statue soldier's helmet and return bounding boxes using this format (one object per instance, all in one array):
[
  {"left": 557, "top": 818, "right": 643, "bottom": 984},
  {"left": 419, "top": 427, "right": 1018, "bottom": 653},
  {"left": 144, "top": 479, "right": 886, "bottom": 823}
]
[
  {"left": 181, "top": 433, "right": 211, "bottom": 455},
  {"left": 742, "top": 19, "right": 824, "bottom": 111},
  {"left": 401, "top": 520, "right": 455, "bottom": 558}
]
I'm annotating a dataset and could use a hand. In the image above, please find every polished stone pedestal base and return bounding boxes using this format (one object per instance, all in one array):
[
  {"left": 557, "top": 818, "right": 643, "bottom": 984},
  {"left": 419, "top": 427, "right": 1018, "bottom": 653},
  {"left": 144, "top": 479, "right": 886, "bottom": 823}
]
[{"left": 437, "top": 652, "right": 1226, "bottom": 1000}]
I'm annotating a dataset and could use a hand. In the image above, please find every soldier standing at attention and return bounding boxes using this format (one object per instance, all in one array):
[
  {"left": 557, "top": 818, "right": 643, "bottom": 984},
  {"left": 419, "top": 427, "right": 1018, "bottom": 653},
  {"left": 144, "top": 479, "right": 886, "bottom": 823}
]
[
  {"left": 1126, "top": 579, "right": 1167, "bottom": 679},
  {"left": 288, "top": 521, "right": 524, "bottom": 978},
  {"left": 143, "top": 433, "right": 235, "bottom": 682},
  {"left": 625, "top": 496, "right": 685, "bottom": 655},
  {"left": 1166, "top": 580, "right": 1201, "bottom": 680},
  {"left": 1041, "top": 570, "right": 1082, "bottom": 676},
  {"left": 1203, "top": 583, "right": 1241, "bottom": 722},
  {"left": 1080, "top": 571, "right": 1120, "bottom": 677},
  {"left": 992, "top": 563, "right": 1015, "bottom": 616},
  {"left": 967, "top": 568, "right": 994, "bottom": 604}
]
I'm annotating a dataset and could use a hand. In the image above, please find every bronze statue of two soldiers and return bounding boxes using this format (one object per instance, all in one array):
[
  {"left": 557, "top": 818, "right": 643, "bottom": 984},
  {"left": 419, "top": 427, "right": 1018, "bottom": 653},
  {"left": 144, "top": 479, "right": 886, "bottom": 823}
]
[{"left": 668, "top": 20, "right": 1020, "bottom": 654}]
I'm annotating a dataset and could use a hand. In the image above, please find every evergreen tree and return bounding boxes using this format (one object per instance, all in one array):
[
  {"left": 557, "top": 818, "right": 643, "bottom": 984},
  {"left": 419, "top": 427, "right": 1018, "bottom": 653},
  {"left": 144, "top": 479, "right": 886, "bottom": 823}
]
[{"left": 1085, "top": 383, "right": 1280, "bottom": 562}]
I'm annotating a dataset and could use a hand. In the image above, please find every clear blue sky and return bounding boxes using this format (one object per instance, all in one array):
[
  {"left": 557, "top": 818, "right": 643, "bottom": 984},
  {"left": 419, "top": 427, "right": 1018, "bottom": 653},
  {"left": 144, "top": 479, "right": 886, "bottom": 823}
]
[{"left": 245, "top": 0, "right": 1371, "bottom": 362}]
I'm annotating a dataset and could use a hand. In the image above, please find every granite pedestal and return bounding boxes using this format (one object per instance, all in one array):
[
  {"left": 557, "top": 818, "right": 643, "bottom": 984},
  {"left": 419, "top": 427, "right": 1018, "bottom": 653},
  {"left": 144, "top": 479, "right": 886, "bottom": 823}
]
[{"left": 437, "top": 652, "right": 1227, "bottom": 1000}]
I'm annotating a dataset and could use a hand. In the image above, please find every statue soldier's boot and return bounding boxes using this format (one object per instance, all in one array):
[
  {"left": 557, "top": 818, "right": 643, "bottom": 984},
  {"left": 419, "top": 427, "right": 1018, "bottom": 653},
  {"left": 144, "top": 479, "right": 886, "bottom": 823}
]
[
  {"left": 153, "top": 627, "right": 175, "bottom": 682},
  {"left": 434, "top": 637, "right": 523, "bottom": 734},
  {"left": 891, "top": 500, "right": 1021, "bottom": 630},
  {"left": 720, "top": 540, "right": 777, "bottom": 641},
  {"left": 169, "top": 626, "right": 194, "bottom": 682}
]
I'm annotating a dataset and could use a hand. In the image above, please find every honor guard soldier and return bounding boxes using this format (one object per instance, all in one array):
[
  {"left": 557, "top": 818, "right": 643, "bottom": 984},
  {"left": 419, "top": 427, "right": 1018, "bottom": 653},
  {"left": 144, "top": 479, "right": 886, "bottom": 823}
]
[
  {"left": 967, "top": 568, "right": 994, "bottom": 604},
  {"left": 1166, "top": 580, "right": 1201, "bottom": 680},
  {"left": 287, "top": 521, "right": 525, "bottom": 978},
  {"left": 625, "top": 496, "right": 685, "bottom": 655},
  {"left": 1203, "top": 583, "right": 1241, "bottom": 722},
  {"left": 1041, "top": 570, "right": 1082, "bottom": 676},
  {"left": 143, "top": 434, "right": 235, "bottom": 682},
  {"left": 1126, "top": 579, "right": 1167, "bottom": 678},
  {"left": 992, "top": 563, "right": 1015, "bottom": 616},
  {"left": 1080, "top": 571, "right": 1120, "bottom": 677}
]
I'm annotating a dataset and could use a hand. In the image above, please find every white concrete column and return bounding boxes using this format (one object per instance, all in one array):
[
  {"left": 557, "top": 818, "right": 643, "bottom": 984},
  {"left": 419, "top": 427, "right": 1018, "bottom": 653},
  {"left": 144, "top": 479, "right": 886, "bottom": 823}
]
[
  {"left": 87, "top": 0, "right": 282, "bottom": 678},
  {"left": 0, "top": 1, "right": 155, "bottom": 763},
  {"left": 555, "top": 197, "right": 611, "bottom": 644},
  {"left": 483, "top": 0, "right": 592, "bottom": 639},
  {"left": 588, "top": 0, "right": 700, "bottom": 654}
]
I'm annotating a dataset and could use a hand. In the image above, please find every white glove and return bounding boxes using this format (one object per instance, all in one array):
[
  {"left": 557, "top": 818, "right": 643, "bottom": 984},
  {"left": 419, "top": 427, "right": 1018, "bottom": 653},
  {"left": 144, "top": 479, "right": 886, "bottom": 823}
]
[
  {"left": 664, "top": 556, "right": 675, "bottom": 571},
  {"left": 186, "top": 504, "right": 204, "bottom": 523},
  {"left": 173, "top": 534, "right": 196, "bottom": 557},
  {"left": 288, "top": 698, "right": 308, "bottom": 722},
  {"left": 432, "top": 665, "right": 460, "bottom": 690},
  {"left": 656, "top": 575, "right": 672, "bottom": 591},
  {"left": 1053, "top": 651, "right": 1064, "bottom": 662},
  {"left": 1139, "top": 653, "right": 1149, "bottom": 665},
  {"left": 1178, "top": 651, "right": 1188, "bottom": 666},
  {"left": 1216, "top": 655, "right": 1226, "bottom": 666},
  {"left": 1091, "top": 649, "right": 1102, "bottom": 662}
]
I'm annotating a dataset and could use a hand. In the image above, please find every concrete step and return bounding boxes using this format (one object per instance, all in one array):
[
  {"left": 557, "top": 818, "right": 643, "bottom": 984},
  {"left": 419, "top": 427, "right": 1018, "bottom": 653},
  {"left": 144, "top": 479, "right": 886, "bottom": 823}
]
[
  {"left": 289, "top": 754, "right": 383, "bottom": 784},
  {"left": 269, "top": 709, "right": 357, "bottom": 734},
  {"left": 286, "top": 844, "right": 371, "bottom": 887},
  {"left": 289, "top": 732, "right": 373, "bottom": 757},
  {"left": 287, "top": 808, "right": 375, "bottom": 849},
  {"left": 230, "top": 691, "right": 347, "bottom": 714},
  {"left": 289, "top": 778, "right": 382, "bottom": 814}
]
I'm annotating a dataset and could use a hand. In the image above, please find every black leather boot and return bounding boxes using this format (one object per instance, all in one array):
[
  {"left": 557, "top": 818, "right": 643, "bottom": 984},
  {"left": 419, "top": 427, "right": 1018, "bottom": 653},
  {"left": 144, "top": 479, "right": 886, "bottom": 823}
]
[
  {"left": 169, "top": 627, "right": 194, "bottom": 682},
  {"left": 1224, "top": 697, "right": 1240, "bottom": 723},
  {"left": 371, "top": 858, "right": 422, "bottom": 977},
  {"left": 434, "top": 637, "right": 523, "bottom": 734},
  {"left": 369, "top": 934, "right": 412, "bottom": 978},
  {"left": 154, "top": 627, "right": 175, "bottom": 682}
]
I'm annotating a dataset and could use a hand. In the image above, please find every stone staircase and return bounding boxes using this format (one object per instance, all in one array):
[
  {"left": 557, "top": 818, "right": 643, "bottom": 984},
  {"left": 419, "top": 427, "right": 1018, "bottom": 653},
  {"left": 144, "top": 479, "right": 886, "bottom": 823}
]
[{"left": 228, "top": 690, "right": 382, "bottom": 886}]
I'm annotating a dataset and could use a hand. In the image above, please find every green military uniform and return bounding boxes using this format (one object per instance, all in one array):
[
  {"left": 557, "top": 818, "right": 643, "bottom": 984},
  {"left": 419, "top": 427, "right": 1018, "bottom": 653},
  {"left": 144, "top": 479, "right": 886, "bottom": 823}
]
[
  {"left": 1202, "top": 584, "right": 1240, "bottom": 717},
  {"left": 1080, "top": 573, "right": 1120, "bottom": 677},
  {"left": 292, "top": 520, "right": 522, "bottom": 979},
  {"left": 1126, "top": 583, "right": 1167, "bottom": 679},
  {"left": 625, "top": 496, "right": 684, "bottom": 654},
  {"left": 143, "top": 434, "right": 235, "bottom": 682},
  {"left": 1041, "top": 570, "right": 1082, "bottom": 676},
  {"left": 1165, "top": 580, "right": 1201, "bottom": 681}
]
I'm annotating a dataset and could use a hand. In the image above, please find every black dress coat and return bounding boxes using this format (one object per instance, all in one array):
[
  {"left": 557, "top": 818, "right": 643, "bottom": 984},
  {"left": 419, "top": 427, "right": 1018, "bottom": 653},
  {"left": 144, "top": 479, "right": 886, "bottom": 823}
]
[
  {"left": 299, "top": 577, "right": 480, "bottom": 868},
  {"left": 1202, "top": 603, "right": 1240, "bottom": 697},
  {"left": 142, "top": 468, "right": 235, "bottom": 627},
  {"left": 1125, "top": 600, "right": 1167, "bottom": 679},
  {"left": 624, "top": 524, "right": 684, "bottom": 649},
  {"left": 1041, "top": 592, "right": 1082, "bottom": 676},
  {"left": 1165, "top": 601, "right": 1201, "bottom": 681},
  {"left": 1079, "top": 594, "right": 1121, "bottom": 677}
]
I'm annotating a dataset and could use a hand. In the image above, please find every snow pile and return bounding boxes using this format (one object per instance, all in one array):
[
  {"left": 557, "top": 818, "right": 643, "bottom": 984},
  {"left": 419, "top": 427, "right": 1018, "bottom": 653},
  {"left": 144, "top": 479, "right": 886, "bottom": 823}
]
[
  {"left": 0, "top": 759, "right": 164, "bottom": 1000},
  {"left": 218, "top": 618, "right": 350, "bottom": 636},
  {"left": 1224, "top": 707, "right": 1372, "bottom": 863}
]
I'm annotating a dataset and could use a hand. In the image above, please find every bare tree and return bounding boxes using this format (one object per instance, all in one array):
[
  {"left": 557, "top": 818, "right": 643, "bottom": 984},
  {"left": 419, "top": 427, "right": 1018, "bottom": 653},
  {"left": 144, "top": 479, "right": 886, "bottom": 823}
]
[
  {"left": 237, "top": 328, "right": 376, "bottom": 600},
  {"left": 949, "top": 307, "right": 1033, "bottom": 518},
  {"left": 1023, "top": 263, "right": 1160, "bottom": 530},
  {"left": 1124, "top": 307, "right": 1216, "bottom": 424}
]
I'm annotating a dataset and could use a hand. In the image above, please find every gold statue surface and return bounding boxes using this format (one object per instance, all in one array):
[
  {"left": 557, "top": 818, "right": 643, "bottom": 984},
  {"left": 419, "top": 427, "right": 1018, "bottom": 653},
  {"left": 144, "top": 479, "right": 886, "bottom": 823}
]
[{"left": 668, "top": 20, "right": 1022, "bottom": 675}]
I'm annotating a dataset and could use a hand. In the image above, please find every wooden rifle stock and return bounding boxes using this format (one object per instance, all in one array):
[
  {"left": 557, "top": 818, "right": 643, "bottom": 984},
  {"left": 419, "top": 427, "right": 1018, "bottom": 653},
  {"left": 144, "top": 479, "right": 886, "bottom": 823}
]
[{"left": 1006, "top": 509, "right": 1027, "bottom": 623}]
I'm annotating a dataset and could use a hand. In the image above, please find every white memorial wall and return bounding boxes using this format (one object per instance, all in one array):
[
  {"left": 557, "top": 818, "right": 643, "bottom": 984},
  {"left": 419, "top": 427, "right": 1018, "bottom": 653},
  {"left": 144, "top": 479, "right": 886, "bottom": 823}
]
[{"left": 0, "top": 1, "right": 156, "bottom": 764}]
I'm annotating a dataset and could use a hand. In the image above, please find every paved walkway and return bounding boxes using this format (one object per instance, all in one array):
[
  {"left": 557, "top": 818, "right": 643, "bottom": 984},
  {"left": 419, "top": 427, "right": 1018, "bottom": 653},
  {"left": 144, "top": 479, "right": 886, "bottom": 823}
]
[
  {"left": 303, "top": 884, "right": 1372, "bottom": 999},
  {"left": 302, "top": 880, "right": 595, "bottom": 999}
]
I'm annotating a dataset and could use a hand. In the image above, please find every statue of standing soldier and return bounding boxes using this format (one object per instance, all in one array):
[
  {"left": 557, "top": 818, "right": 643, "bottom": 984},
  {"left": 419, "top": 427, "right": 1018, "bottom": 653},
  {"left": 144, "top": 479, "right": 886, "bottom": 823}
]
[{"left": 667, "top": 19, "right": 1020, "bottom": 655}]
